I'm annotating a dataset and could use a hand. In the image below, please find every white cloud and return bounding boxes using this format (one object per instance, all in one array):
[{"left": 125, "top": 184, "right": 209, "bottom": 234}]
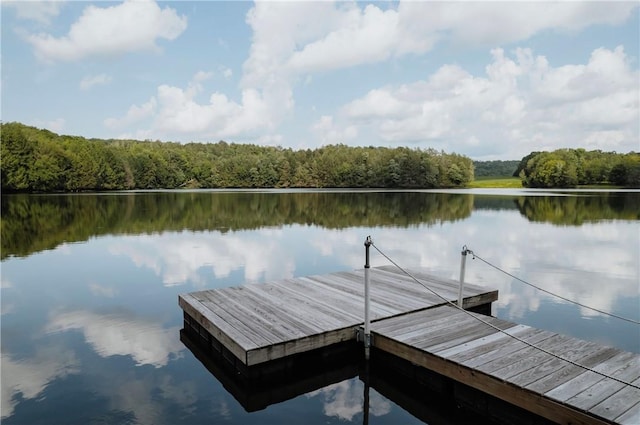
[
  {"left": 312, "top": 115, "right": 358, "bottom": 145},
  {"left": 220, "top": 66, "right": 233, "bottom": 79},
  {"left": 46, "top": 310, "right": 183, "bottom": 367},
  {"left": 99, "top": 1, "right": 637, "bottom": 152},
  {"left": 250, "top": 1, "right": 637, "bottom": 78},
  {"left": 193, "top": 70, "right": 213, "bottom": 83},
  {"left": 331, "top": 45, "right": 638, "bottom": 159},
  {"left": 105, "top": 98, "right": 157, "bottom": 129},
  {"left": 105, "top": 70, "right": 292, "bottom": 142},
  {"left": 80, "top": 73, "right": 112, "bottom": 90},
  {"left": 286, "top": 4, "right": 431, "bottom": 74},
  {"left": 242, "top": 2, "right": 343, "bottom": 88},
  {"left": 26, "top": 0, "right": 187, "bottom": 62},
  {"left": 344, "top": 88, "right": 410, "bottom": 120},
  {"left": 3, "top": 1, "right": 64, "bottom": 25},
  {"left": 397, "top": 2, "right": 637, "bottom": 47}
]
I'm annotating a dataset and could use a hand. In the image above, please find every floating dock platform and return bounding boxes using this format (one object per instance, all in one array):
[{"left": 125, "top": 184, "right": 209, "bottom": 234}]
[
  {"left": 179, "top": 265, "right": 496, "bottom": 367},
  {"left": 179, "top": 265, "right": 639, "bottom": 425}
]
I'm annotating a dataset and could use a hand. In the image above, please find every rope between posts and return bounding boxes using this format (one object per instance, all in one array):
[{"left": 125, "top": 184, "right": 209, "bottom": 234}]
[
  {"left": 370, "top": 242, "right": 640, "bottom": 391},
  {"left": 464, "top": 249, "right": 640, "bottom": 325}
]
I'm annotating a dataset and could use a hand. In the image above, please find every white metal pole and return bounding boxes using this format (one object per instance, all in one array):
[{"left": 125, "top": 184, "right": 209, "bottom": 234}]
[
  {"left": 364, "top": 236, "right": 372, "bottom": 360},
  {"left": 458, "top": 246, "right": 468, "bottom": 308}
]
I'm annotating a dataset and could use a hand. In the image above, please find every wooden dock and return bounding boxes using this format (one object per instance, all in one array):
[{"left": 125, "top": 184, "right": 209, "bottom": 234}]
[
  {"left": 371, "top": 304, "right": 640, "bottom": 425},
  {"left": 179, "top": 265, "right": 639, "bottom": 425},
  {"left": 179, "top": 265, "right": 496, "bottom": 366}
]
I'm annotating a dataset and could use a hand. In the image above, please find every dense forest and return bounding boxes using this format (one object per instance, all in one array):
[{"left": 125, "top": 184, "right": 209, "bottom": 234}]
[
  {"left": 473, "top": 160, "right": 519, "bottom": 177},
  {"left": 1, "top": 122, "right": 474, "bottom": 192},
  {"left": 515, "top": 149, "right": 640, "bottom": 188},
  {"left": 2, "top": 123, "right": 638, "bottom": 191}
]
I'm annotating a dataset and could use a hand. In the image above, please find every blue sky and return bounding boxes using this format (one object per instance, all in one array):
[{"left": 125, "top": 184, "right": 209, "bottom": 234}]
[{"left": 2, "top": 1, "right": 639, "bottom": 160}]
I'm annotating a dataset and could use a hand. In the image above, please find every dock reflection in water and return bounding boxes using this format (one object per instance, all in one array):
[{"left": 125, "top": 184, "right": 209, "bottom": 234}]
[{"left": 180, "top": 326, "right": 553, "bottom": 425}]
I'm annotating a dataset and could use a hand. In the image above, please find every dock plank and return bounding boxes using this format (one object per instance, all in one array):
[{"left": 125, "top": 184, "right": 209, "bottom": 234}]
[
  {"left": 427, "top": 320, "right": 517, "bottom": 354},
  {"left": 372, "top": 304, "right": 463, "bottom": 335},
  {"left": 204, "top": 288, "right": 299, "bottom": 342},
  {"left": 198, "top": 299, "right": 276, "bottom": 347},
  {"left": 476, "top": 334, "right": 573, "bottom": 375},
  {"left": 526, "top": 346, "right": 621, "bottom": 395},
  {"left": 303, "top": 274, "right": 408, "bottom": 317},
  {"left": 567, "top": 357, "right": 640, "bottom": 412},
  {"left": 417, "top": 316, "right": 515, "bottom": 354},
  {"left": 458, "top": 329, "right": 554, "bottom": 369},
  {"left": 616, "top": 401, "right": 640, "bottom": 425},
  {"left": 268, "top": 278, "right": 363, "bottom": 322},
  {"left": 216, "top": 286, "right": 321, "bottom": 340},
  {"left": 435, "top": 324, "right": 530, "bottom": 359},
  {"left": 179, "top": 294, "right": 255, "bottom": 363},
  {"left": 545, "top": 351, "right": 639, "bottom": 403},
  {"left": 239, "top": 283, "right": 348, "bottom": 333},
  {"left": 180, "top": 293, "right": 266, "bottom": 349},
  {"left": 590, "top": 377, "right": 640, "bottom": 421},
  {"left": 504, "top": 339, "right": 601, "bottom": 387},
  {"left": 378, "top": 309, "right": 469, "bottom": 341}
]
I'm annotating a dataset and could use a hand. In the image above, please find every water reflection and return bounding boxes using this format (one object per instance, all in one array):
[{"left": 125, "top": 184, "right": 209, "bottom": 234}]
[
  {"left": 1, "top": 347, "right": 79, "bottom": 419},
  {"left": 45, "top": 310, "right": 184, "bottom": 367},
  {"left": 1, "top": 190, "right": 639, "bottom": 424},
  {"left": 3, "top": 190, "right": 639, "bottom": 260},
  {"left": 179, "top": 327, "right": 511, "bottom": 425},
  {"left": 307, "top": 381, "right": 391, "bottom": 421},
  {"left": 108, "top": 231, "right": 296, "bottom": 286},
  {"left": 1, "top": 191, "right": 474, "bottom": 260}
]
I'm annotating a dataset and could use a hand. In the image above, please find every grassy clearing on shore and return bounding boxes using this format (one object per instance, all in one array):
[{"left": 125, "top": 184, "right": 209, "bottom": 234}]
[{"left": 468, "top": 177, "right": 523, "bottom": 188}]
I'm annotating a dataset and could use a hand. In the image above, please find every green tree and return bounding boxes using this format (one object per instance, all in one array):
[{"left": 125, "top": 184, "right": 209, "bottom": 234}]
[{"left": 1, "top": 123, "right": 36, "bottom": 191}]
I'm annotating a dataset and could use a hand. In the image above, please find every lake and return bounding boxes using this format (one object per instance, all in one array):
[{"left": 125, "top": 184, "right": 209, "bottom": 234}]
[{"left": 1, "top": 189, "right": 639, "bottom": 425}]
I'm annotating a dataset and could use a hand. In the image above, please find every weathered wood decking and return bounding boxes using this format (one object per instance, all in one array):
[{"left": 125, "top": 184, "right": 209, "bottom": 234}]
[
  {"left": 179, "top": 265, "right": 497, "bottom": 366},
  {"left": 179, "top": 266, "right": 639, "bottom": 425},
  {"left": 371, "top": 305, "right": 640, "bottom": 425}
]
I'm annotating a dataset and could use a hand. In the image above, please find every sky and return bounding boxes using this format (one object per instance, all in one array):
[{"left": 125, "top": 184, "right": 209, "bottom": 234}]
[{"left": 1, "top": 1, "right": 639, "bottom": 160}]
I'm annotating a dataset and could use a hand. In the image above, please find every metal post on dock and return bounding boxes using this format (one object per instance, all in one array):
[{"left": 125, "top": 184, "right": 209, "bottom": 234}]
[
  {"left": 364, "top": 236, "right": 372, "bottom": 360},
  {"left": 458, "top": 245, "right": 469, "bottom": 308}
]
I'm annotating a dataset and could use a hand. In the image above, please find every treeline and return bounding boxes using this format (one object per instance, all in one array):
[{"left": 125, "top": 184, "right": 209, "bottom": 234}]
[
  {"left": 473, "top": 160, "right": 519, "bottom": 177},
  {"left": 1, "top": 122, "right": 474, "bottom": 192},
  {"left": 515, "top": 149, "right": 640, "bottom": 188}
]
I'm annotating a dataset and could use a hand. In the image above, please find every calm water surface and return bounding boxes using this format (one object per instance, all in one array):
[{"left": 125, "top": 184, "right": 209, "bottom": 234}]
[{"left": 1, "top": 189, "right": 639, "bottom": 424}]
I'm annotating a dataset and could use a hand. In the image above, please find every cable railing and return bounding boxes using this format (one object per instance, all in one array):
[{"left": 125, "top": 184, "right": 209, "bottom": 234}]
[
  {"left": 462, "top": 247, "right": 640, "bottom": 325},
  {"left": 362, "top": 236, "right": 639, "bottom": 390}
]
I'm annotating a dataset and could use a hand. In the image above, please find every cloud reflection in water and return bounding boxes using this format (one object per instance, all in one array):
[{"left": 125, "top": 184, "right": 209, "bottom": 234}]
[
  {"left": 45, "top": 310, "right": 183, "bottom": 367},
  {"left": 1, "top": 347, "right": 79, "bottom": 419},
  {"left": 306, "top": 380, "right": 391, "bottom": 421}
]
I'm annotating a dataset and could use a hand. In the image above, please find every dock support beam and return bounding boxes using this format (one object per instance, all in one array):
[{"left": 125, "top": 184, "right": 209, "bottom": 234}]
[
  {"left": 458, "top": 246, "right": 470, "bottom": 308},
  {"left": 364, "top": 236, "right": 373, "bottom": 360}
]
